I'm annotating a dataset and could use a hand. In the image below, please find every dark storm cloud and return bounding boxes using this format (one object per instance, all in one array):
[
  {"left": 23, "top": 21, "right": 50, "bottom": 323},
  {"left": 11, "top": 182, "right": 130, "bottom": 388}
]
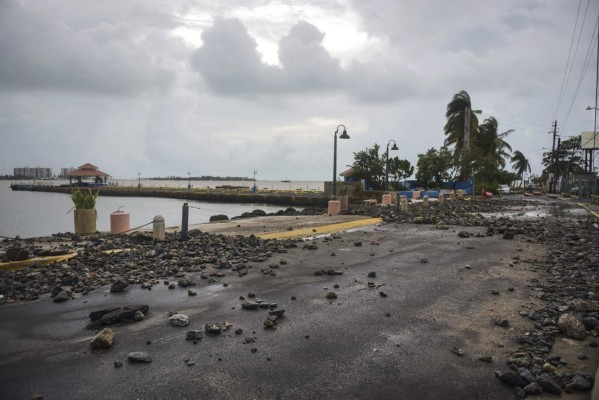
[
  {"left": 0, "top": 0, "right": 176, "bottom": 94},
  {"left": 191, "top": 17, "right": 416, "bottom": 102},
  {"left": 190, "top": 18, "right": 282, "bottom": 95}
]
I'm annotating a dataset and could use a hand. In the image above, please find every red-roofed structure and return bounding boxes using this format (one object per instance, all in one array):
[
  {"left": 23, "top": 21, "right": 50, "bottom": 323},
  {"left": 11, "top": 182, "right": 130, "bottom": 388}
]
[
  {"left": 339, "top": 167, "right": 354, "bottom": 178},
  {"left": 67, "top": 163, "right": 110, "bottom": 185}
]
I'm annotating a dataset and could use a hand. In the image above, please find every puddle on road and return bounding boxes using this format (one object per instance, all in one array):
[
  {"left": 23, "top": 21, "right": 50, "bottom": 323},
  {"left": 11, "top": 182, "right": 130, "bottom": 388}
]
[
  {"left": 475, "top": 205, "right": 549, "bottom": 219},
  {"left": 476, "top": 203, "right": 591, "bottom": 220}
]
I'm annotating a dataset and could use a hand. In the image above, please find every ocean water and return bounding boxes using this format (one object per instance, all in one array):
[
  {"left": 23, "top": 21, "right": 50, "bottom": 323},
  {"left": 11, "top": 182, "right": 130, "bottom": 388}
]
[{"left": 0, "top": 179, "right": 323, "bottom": 238}]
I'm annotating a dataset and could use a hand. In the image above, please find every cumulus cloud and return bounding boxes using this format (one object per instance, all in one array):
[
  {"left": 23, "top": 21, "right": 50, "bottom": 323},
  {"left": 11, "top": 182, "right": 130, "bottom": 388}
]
[
  {"left": 0, "top": 0, "right": 177, "bottom": 94},
  {"left": 190, "top": 18, "right": 281, "bottom": 94},
  {"left": 191, "top": 17, "right": 420, "bottom": 102}
]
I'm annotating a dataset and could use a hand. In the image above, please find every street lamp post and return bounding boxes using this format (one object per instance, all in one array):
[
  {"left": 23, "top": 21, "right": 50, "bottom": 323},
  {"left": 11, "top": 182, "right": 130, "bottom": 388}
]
[
  {"left": 385, "top": 140, "right": 399, "bottom": 192},
  {"left": 586, "top": 106, "right": 598, "bottom": 174},
  {"left": 187, "top": 172, "right": 191, "bottom": 189},
  {"left": 137, "top": 172, "right": 141, "bottom": 189},
  {"left": 332, "top": 125, "right": 350, "bottom": 199}
]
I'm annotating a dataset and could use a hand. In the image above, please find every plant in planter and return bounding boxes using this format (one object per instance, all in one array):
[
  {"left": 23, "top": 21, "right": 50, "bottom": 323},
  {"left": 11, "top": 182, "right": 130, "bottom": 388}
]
[{"left": 71, "top": 188, "right": 99, "bottom": 234}]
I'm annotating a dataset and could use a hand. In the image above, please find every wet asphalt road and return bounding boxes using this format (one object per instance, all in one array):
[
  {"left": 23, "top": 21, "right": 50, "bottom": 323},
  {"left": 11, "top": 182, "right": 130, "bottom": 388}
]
[{"left": 0, "top": 221, "right": 544, "bottom": 400}]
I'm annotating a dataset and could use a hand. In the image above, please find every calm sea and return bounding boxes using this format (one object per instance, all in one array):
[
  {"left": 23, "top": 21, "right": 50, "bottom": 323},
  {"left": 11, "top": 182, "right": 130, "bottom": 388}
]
[{"left": 0, "top": 179, "right": 324, "bottom": 238}]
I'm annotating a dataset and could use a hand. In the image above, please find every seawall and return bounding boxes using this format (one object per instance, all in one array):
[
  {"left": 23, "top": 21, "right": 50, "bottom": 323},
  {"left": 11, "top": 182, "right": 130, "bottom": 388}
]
[{"left": 10, "top": 185, "right": 328, "bottom": 208}]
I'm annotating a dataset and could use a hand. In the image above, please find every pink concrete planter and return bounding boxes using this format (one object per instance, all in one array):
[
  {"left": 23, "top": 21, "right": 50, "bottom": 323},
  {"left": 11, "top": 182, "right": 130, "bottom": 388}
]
[
  {"left": 110, "top": 211, "right": 130, "bottom": 234},
  {"left": 328, "top": 200, "right": 341, "bottom": 216}
]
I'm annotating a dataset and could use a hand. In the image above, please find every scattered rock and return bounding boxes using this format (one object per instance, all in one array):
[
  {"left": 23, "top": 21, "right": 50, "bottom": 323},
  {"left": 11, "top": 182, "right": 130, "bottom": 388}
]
[
  {"left": 6, "top": 246, "right": 29, "bottom": 261},
  {"left": 110, "top": 278, "right": 128, "bottom": 293},
  {"left": 326, "top": 292, "right": 337, "bottom": 299},
  {"left": 205, "top": 322, "right": 225, "bottom": 334},
  {"left": 536, "top": 375, "right": 562, "bottom": 394},
  {"left": 242, "top": 301, "right": 260, "bottom": 310},
  {"left": 90, "top": 328, "right": 114, "bottom": 349},
  {"left": 53, "top": 291, "right": 69, "bottom": 302},
  {"left": 495, "top": 370, "right": 527, "bottom": 387},
  {"left": 567, "top": 375, "right": 592, "bottom": 392},
  {"left": 557, "top": 314, "right": 587, "bottom": 340},
  {"left": 127, "top": 351, "right": 152, "bottom": 363},
  {"left": 186, "top": 330, "right": 203, "bottom": 341},
  {"left": 169, "top": 314, "right": 190, "bottom": 327},
  {"left": 451, "top": 347, "right": 464, "bottom": 357},
  {"left": 523, "top": 382, "right": 543, "bottom": 395}
]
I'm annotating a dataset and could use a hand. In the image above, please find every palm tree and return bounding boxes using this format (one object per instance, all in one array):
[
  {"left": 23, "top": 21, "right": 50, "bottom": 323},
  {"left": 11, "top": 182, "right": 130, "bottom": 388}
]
[
  {"left": 444, "top": 90, "right": 481, "bottom": 179},
  {"left": 476, "top": 117, "right": 514, "bottom": 168},
  {"left": 511, "top": 150, "right": 531, "bottom": 187}
]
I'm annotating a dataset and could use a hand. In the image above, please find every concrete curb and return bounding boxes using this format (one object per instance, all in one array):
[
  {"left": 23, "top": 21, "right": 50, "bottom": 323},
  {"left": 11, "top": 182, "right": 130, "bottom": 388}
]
[
  {"left": 257, "top": 217, "right": 383, "bottom": 240},
  {"left": 576, "top": 202, "right": 599, "bottom": 218},
  {"left": 592, "top": 361, "right": 599, "bottom": 400}
]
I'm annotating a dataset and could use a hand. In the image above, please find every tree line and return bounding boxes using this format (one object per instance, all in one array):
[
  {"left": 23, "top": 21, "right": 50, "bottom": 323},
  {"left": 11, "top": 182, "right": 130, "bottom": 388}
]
[{"left": 347, "top": 90, "right": 540, "bottom": 193}]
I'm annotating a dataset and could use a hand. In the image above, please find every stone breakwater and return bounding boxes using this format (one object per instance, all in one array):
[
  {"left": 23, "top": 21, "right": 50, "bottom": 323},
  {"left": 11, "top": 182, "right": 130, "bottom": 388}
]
[
  {"left": 0, "top": 230, "right": 299, "bottom": 302},
  {"left": 10, "top": 185, "right": 328, "bottom": 207}
]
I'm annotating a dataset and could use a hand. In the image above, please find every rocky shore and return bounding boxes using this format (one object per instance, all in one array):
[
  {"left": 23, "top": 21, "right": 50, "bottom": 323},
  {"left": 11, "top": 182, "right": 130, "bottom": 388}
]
[{"left": 1, "top": 197, "right": 598, "bottom": 398}]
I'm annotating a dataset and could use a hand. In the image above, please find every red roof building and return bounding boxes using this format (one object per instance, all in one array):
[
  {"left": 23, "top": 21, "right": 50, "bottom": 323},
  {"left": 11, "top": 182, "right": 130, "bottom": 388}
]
[{"left": 67, "top": 163, "right": 110, "bottom": 185}]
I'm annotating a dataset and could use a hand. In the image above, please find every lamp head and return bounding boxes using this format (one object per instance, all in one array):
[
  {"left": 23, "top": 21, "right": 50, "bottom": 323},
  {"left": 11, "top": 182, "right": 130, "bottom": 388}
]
[
  {"left": 339, "top": 129, "right": 350, "bottom": 139},
  {"left": 391, "top": 143, "right": 399, "bottom": 151},
  {"left": 587, "top": 106, "right": 593, "bottom": 110}
]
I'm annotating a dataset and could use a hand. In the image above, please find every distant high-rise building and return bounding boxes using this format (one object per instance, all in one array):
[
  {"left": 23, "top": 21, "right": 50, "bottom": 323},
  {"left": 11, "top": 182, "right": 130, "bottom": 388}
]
[
  {"left": 13, "top": 166, "right": 53, "bottom": 179},
  {"left": 60, "top": 167, "right": 75, "bottom": 178}
]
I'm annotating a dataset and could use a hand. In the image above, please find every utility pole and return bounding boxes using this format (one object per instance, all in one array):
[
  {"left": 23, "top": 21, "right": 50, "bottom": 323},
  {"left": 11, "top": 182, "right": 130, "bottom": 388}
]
[
  {"left": 550, "top": 120, "right": 558, "bottom": 193},
  {"left": 554, "top": 137, "right": 561, "bottom": 193}
]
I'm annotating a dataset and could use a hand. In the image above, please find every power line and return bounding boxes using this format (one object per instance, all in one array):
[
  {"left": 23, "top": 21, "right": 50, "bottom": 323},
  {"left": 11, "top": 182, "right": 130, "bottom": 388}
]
[
  {"left": 558, "top": 0, "right": 593, "bottom": 121},
  {"left": 554, "top": 0, "right": 584, "bottom": 120},
  {"left": 560, "top": 15, "right": 598, "bottom": 132}
]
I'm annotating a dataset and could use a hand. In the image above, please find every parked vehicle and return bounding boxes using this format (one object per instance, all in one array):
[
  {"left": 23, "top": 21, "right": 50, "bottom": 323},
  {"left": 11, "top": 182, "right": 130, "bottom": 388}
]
[{"left": 499, "top": 184, "right": 510, "bottom": 194}]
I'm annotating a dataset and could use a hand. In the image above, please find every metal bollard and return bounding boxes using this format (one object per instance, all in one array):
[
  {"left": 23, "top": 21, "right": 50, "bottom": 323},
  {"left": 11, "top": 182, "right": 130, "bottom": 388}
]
[
  {"left": 181, "top": 203, "right": 189, "bottom": 241},
  {"left": 153, "top": 215, "right": 165, "bottom": 241}
]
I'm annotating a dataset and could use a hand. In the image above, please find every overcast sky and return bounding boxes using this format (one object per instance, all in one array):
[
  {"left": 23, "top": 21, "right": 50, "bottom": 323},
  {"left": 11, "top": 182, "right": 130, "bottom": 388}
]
[{"left": 1, "top": 0, "right": 598, "bottom": 180}]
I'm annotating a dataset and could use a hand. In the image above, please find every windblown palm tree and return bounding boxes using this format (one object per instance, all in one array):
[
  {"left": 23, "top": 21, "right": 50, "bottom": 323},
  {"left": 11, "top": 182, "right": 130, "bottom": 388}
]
[
  {"left": 444, "top": 90, "right": 483, "bottom": 179},
  {"left": 476, "top": 117, "right": 514, "bottom": 168},
  {"left": 443, "top": 90, "right": 481, "bottom": 157},
  {"left": 511, "top": 150, "right": 531, "bottom": 187}
]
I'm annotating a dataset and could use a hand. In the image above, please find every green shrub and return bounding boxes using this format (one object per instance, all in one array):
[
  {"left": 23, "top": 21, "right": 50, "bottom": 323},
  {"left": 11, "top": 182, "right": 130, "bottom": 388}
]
[{"left": 71, "top": 188, "right": 99, "bottom": 209}]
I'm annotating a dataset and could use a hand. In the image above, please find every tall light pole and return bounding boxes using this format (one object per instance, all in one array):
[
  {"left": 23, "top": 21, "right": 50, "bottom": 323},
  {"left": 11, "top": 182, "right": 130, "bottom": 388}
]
[
  {"left": 332, "top": 125, "right": 350, "bottom": 199},
  {"left": 385, "top": 139, "right": 399, "bottom": 192},
  {"left": 587, "top": 106, "right": 599, "bottom": 195},
  {"left": 137, "top": 172, "right": 141, "bottom": 189},
  {"left": 187, "top": 171, "right": 191, "bottom": 189}
]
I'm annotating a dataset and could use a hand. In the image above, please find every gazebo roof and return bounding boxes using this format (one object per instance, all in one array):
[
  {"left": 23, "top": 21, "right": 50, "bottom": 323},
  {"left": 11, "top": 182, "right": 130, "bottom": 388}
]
[
  {"left": 67, "top": 163, "right": 110, "bottom": 177},
  {"left": 339, "top": 167, "right": 354, "bottom": 177}
]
